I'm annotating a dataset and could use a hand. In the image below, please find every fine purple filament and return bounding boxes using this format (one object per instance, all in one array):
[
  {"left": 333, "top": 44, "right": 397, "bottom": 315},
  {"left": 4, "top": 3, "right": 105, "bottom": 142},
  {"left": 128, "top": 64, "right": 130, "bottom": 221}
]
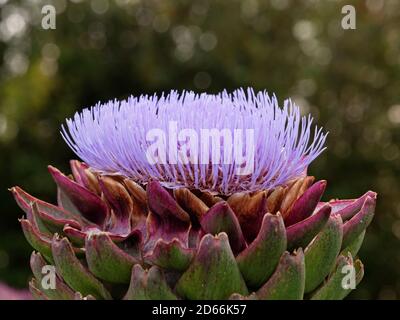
[{"left": 61, "top": 88, "right": 327, "bottom": 195}]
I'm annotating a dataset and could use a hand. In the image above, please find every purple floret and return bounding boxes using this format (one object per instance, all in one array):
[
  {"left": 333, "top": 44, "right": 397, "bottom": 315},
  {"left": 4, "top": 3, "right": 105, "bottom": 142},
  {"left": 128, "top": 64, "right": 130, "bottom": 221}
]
[{"left": 61, "top": 88, "right": 327, "bottom": 195}]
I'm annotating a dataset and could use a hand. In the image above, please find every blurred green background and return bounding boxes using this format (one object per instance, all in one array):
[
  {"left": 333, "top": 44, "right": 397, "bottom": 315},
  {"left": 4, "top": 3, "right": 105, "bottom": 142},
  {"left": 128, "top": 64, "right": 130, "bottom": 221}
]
[{"left": 0, "top": 0, "right": 399, "bottom": 299}]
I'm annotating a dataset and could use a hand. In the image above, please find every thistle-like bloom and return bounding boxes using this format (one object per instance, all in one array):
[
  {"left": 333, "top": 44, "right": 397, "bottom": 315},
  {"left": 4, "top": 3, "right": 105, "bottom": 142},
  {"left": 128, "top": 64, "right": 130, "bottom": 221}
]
[
  {"left": 62, "top": 89, "right": 327, "bottom": 194},
  {"left": 12, "top": 88, "right": 376, "bottom": 301}
]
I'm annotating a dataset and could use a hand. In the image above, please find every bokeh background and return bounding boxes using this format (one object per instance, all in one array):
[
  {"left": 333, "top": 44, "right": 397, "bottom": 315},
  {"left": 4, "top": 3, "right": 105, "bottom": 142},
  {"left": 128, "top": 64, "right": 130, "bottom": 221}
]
[{"left": 0, "top": 0, "right": 399, "bottom": 299}]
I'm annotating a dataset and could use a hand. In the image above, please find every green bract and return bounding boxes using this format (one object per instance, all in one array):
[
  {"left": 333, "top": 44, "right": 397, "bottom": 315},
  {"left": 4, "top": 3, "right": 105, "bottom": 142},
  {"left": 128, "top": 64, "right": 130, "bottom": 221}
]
[{"left": 12, "top": 161, "right": 377, "bottom": 300}]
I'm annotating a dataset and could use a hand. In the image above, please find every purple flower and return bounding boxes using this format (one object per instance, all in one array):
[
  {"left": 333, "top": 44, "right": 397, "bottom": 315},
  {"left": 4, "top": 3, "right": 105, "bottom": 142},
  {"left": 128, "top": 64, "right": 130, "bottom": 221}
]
[{"left": 62, "top": 88, "right": 327, "bottom": 194}]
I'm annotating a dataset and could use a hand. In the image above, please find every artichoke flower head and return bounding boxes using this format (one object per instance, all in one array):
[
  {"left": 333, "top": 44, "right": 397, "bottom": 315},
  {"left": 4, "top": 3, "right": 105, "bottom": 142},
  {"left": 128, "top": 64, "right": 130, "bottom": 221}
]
[{"left": 12, "top": 89, "right": 376, "bottom": 300}]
